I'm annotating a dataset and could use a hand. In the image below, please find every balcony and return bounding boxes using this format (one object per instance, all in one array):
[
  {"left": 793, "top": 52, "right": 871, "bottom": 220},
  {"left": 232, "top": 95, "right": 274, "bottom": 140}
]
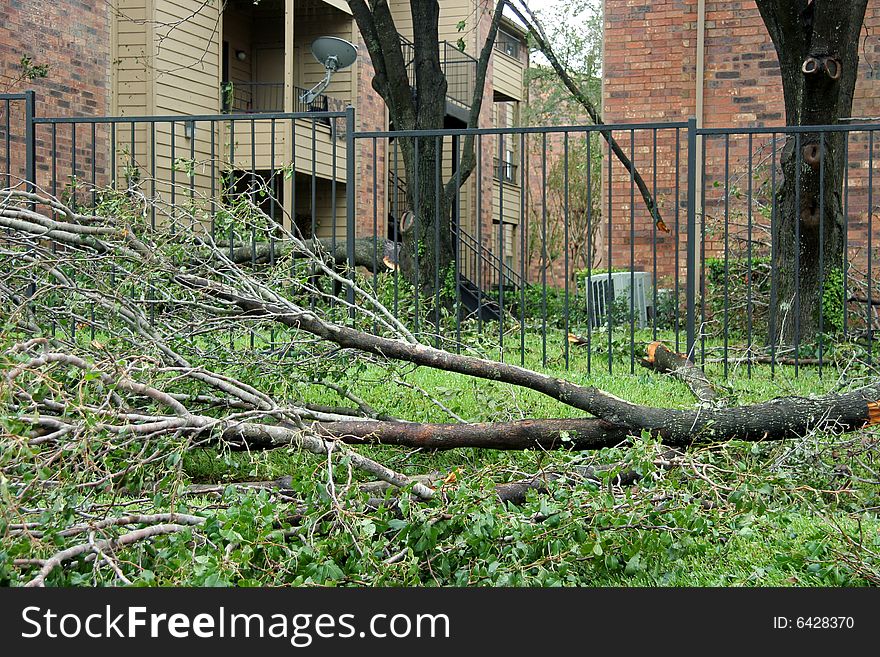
[
  {"left": 221, "top": 82, "right": 284, "bottom": 113},
  {"left": 492, "top": 28, "right": 525, "bottom": 102},
  {"left": 220, "top": 82, "right": 344, "bottom": 123},
  {"left": 399, "top": 36, "right": 477, "bottom": 121}
]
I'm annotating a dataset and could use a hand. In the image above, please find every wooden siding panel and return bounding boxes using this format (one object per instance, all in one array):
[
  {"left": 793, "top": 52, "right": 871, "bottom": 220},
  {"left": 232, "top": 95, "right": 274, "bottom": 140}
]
[{"left": 493, "top": 52, "right": 523, "bottom": 101}]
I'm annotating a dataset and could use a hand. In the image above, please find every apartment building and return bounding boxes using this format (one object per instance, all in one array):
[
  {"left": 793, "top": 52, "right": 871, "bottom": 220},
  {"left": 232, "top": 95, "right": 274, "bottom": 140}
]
[{"left": 106, "top": 0, "right": 528, "bottom": 274}]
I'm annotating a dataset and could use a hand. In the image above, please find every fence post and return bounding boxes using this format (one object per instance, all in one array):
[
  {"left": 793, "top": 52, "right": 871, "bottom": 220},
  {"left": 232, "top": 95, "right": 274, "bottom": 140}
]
[
  {"left": 24, "top": 90, "right": 36, "bottom": 195},
  {"left": 345, "top": 105, "right": 356, "bottom": 314},
  {"left": 686, "top": 116, "right": 697, "bottom": 359}
]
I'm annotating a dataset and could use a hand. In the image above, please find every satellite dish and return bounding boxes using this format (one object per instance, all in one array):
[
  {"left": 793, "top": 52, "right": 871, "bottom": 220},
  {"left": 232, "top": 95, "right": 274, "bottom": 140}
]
[{"left": 299, "top": 37, "right": 358, "bottom": 105}]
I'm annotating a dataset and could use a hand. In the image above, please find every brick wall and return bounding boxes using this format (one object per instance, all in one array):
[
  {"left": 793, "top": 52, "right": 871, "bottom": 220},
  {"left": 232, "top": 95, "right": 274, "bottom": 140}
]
[{"left": 0, "top": 0, "right": 110, "bottom": 191}]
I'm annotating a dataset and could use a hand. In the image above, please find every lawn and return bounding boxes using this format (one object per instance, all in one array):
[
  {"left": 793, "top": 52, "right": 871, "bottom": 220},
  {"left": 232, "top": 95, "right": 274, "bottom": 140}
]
[{"left": 3, "top": 314, "right": 879, "bottom": 587}]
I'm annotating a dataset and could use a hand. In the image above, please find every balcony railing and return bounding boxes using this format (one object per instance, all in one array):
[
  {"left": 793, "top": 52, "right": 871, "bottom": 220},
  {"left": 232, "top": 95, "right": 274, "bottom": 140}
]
[
  {"left": 221, "top": 82, "right": 284, "bottom": 113},
  {"left": 220, "top": 82, "right": 343, "bottom": 119},
  {"left": 399, "top": 36, "right": 477, "bottom": 110}
]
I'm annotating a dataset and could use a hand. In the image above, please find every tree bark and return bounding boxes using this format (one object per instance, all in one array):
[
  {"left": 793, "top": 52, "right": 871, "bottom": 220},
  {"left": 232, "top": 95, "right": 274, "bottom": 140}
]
[
  {"left": 180, "top": 273, "right": 880, "bottom": 447},
  {"left": 756, "top": 0, "right": 868, "bottom": 343},
  {"left": 348, "top": 0, "right": 504, "bottom": 301},
  {"left": 225, "top": 236, "right": 398, "bottom": 272},
  {"left": 640, "top": 341, "right": 718, "bottom": 405}
]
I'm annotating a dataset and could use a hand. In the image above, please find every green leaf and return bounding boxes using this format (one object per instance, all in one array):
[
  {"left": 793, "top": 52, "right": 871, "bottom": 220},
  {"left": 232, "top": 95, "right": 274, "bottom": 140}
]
[{"left": 624, "top": 553, "right": 643, "bottom": 576}]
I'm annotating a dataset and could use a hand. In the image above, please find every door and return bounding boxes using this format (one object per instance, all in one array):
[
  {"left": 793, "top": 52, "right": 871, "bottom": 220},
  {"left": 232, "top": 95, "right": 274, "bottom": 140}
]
[{"left": 254, "top": 47, "right": 284, "bottom": 111}]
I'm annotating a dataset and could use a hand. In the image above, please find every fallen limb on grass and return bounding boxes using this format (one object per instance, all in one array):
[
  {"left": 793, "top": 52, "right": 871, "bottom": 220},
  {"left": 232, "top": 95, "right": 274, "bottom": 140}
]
[
  {"left": 640, "top": 341, "right": 719, "bottom": 405},
  {"left": 4, "top": 191, "right": 880, "bottom": 497}
]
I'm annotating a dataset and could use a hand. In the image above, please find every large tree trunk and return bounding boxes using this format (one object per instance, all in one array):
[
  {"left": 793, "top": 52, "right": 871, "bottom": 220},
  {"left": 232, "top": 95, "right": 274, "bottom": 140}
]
[
  {"left": 347, "top": 0, "right": 503, "bottom": 302},
  {"left": 756, "top": 1, "right": 868, "bottom": 343}
]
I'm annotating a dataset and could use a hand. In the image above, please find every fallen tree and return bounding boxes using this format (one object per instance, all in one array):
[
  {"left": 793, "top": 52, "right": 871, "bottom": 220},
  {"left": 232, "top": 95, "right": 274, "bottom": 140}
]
[
  {"left": 3, "top": 187, "right": 879, "bottom": 585},
  {"left": 2, "top": 189, "right": 879, "bottom": 456}
]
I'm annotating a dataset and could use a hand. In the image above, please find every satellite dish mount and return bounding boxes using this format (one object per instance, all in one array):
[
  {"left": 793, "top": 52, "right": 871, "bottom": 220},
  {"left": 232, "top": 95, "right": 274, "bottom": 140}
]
[{"left": 299, "top": 37, "right": 358, "bottom": 105}]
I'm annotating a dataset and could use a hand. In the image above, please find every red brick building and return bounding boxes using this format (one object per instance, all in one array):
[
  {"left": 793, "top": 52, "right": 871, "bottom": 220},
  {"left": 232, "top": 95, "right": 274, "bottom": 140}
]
[
  {"left": 0, "top": 1, "right": 111, "bottom": 187},
  {"left": 601, "top": 0, "right": 880, "bottom": 285}
]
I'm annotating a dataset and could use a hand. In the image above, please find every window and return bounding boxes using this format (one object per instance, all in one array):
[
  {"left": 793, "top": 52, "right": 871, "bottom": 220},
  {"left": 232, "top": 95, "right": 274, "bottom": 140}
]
[
  {"left": 495, "top": 29, "right": 521, "bottom": 59},
  {"left": 494, "top": 102, "right": 519, "bottom": 183}
]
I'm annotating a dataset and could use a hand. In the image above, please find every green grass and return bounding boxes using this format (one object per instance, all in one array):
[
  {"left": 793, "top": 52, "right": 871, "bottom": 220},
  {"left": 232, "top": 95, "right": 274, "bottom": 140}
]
[{"left": 5, "top": 319, "right": 880, "bottom": 587}]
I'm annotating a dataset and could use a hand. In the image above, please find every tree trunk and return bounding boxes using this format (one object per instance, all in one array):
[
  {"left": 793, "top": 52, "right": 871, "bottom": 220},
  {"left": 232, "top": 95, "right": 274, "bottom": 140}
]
[
  {"left": 397, "top": 134, "right": 455, "bottom": 303},
  {"left": 756, "top": 0, "right": 868, "bottom": 344},
  {"left": 347, "top": 0, "right": 503, "bottom": 302}
]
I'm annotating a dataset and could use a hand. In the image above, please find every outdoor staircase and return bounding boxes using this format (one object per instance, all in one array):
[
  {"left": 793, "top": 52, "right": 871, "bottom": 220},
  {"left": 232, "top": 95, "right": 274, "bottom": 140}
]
[{"left": 386, "top": 167, "right": 524, "bottom": 324}]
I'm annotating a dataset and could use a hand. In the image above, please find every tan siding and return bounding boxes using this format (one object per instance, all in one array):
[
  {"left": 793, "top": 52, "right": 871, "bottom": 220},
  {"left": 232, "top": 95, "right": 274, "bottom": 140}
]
[
  {"left": 492, "top": 180, "right": 521, "bottom": 226},
  {"left": 438, "top": 0, "right": 477, "bottom": 53},
  {"left": 149, "top": 0, "right": 222, "bottom": 207},
  {"left": 391, "top": 0, "right": 478, "bottom": 56},
  {"left": 112, "top": 0, "right": 152, "bottom": 190},
  {"left": 492, "top": 51, "right": 524, "bottom": 101},
  {"left": 152, "top": 0, "right": 221, "bottom": 115}
]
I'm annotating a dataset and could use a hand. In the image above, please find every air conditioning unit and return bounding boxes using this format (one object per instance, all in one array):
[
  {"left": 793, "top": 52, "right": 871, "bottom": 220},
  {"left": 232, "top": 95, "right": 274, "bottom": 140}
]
[{"left": 584, "top": 272, "right": 652, "bottom": 329}]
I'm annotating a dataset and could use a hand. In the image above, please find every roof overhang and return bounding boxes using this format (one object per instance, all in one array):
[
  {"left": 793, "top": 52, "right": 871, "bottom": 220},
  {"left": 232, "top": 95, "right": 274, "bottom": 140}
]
[{"left": 321, "top": 0, "right": 352, "bottom": 15}]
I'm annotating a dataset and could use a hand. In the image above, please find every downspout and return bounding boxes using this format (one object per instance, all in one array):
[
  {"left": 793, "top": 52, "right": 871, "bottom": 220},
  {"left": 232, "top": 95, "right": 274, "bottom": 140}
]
[{"left": 694, "top": 0, "right": 706, "bottom": 280}]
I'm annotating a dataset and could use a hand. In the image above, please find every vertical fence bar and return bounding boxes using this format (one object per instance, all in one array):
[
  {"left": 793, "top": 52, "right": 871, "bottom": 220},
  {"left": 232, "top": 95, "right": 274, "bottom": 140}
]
[
  {"left": 700, "top": 132, "right": 707, "bottom": 365},
  {"left": 520, "top": 131, "right": 526, "bottom": 368},
  {"left": 607, "top": 128, "right": 614, "bottom": 374},
  {"left": 328, "top": 116, "right": 335, "bottom": 313},
  {"left": 843, "top": 132, "right": 850, "bottom": 341},
  {"left": 373, "top": 136, "right": 380, "bottom": 333},
  {"left": 310, "top": 118, "right": 317, "bottom": 313},
  {"left": 4, "top": 97, "right": 10, "bottom": 189},
  {"left": 228, "top": 119, "right": 235, "bottom": 351},
  {"left": 150, "top": 122, "right": 156, "bottom": 231},
  {"left": 586, "top": 131, "right": 593, "bottom": 374},
  {"left": 499, "top": 132, "right": 506, "bottom": 362},
  {"left": 289, "top": 117, "right": 296, "bottom": 298},
  {"left": 629, "top": 129, "right": 635, "bottom": 374},
  {"left": 868, "top": 130, "right": 875, "bottom": 364},
  {"left": 414, "top": 137, "right": 421, "bottom": 334},
  {"left": 769, "top": 132, "right": 778, "bottom": 377},
  {"left": 675, "top": 127, "right": 681, "bottom": 352},
  {"left": 454, "top": 134, "right": 462, "bottom": 353},
  {"left": 686, "top": 117, "right": 697, "bottom": 360},
  {"left": 818, "top": 132, "right": 825, "bottom": 378},
  {"left": 250, "top": 117, "right": 257, "bottom": 349},
  {"left": 345, "top": 106, "right": 356, "bottom": 315},
  {"left": 794, "top": 132, "right": 802, "bottom": 375},
  {"left": 476, "top": 134, "right": 483, "bottom": 333},
  {"left": 652, "top": 128, "right": 658, "bottom": 341},
  {"left": 747, "top": 133, "right": 753, "bottom": 378},
  {"left": 51, "top": 122, "right": 57, "bottom": 338},
  {"left": 392, "top": 138, "right": 400, "bottom": 317},
  {"left": 24, "top": 90, "right": 35, "bottom": 195},
  {"left": 170, "top": 121, "right": 176, "bottom": 233},
  {"left": 189, "top": 121, "right": 196, "bottom": 220},
  {"left": 111, "top": 122, "right": 117, "bottom": 190},
  {"left": 211, "top": 121, "right": 217, "bottom": 238},
  {"left": 563, "top": 132, "right": 570, "bottom": 369},
  {"left": 723, "top": 134, "right": 730, "bottom": 378},
  {"left": 51, "top": 123, "right": 57, "bottom": 199},
  {"left": 541, "top": 132, "right": 548, "bottom": 368},
  {"left": 91, "top": 123, "right": 97, "bottom": 210},
  {"left": 434, "top": 135, "right": 441, "bottom": 347},
  {"left": 23, "top": 92, "right": 36, "bottom": 315},
  {"left": 270, "top": 118, "right": 276, "bottom": 347}
]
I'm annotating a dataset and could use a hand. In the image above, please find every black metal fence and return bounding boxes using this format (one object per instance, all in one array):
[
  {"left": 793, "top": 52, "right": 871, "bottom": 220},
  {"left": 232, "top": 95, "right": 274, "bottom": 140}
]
[{"left": 3, "top": 90, "right": 880, "bottom": 380}]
